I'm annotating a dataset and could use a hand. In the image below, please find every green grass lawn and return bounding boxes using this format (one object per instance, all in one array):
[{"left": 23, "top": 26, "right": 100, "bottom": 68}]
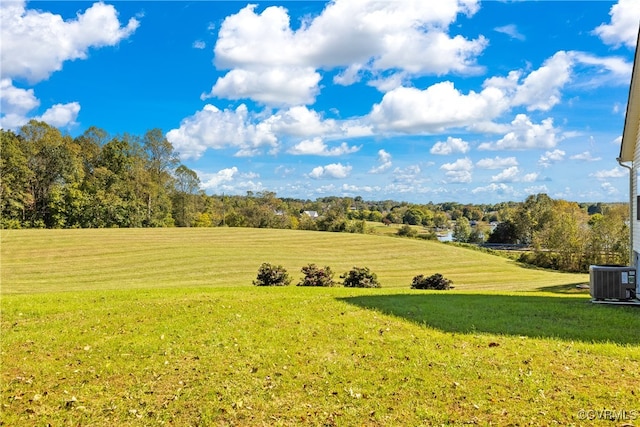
[{"left": 1, "top": 228, "right": 639, "bottom": 426}]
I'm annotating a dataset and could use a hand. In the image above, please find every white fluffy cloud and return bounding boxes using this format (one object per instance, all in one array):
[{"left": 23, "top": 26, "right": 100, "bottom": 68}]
[
  {"left": 37, "top": 102, "right": 81, "bottom": 127},
  {"left": 491, "top": 166, "right": 520, "bottom": 183},
  {"left": 199, "top": 167, "right": 238, "bottom": 190},
  {"left": 591, "top": 168, "right": 627, "bottom": 179},
  {"left": 440, "top": 157, "right": 473, "bottom": 183},
  {"left": 593, "top": 0, "right": 640, "bottom": 49},
  {"left": 308, "top": 163, "right": 352, "bottom": 179},
  {"left": 478, "top": 114, "right": 560, "bottom": 151},
  {"left": 166, "top": 104, "right": 278, "bottom": 159},
  {"left": 0, "top": 79, "right": 80, "bottom": 129},
  {"left": 539, "top": 149, "right": 566, "bottom": 167},
  {"left": 204, "top": 67, "right": 322, "bottom": 106},
  {"left": 430, "top": 136, "right": 470, "bottom": 155},
  {"left": 167, "top": 104, "right": 350, "bottom": 159},
  {"left": 1, "top": 1, "right": 139, "bottom": 83},
  {"left": 369, "top": 149, "right": 393, "bottom": 174},
  {"left": 511, "top": 51, "right": 572, "bottom": 112},
  {"left": 476, "top": 156, "right": 518, "bottom": 169},
  {"left": 262, "top": 106, "right": 338, "bottom": 138},
  {"left": 287, "top": 138, "right": 360, "bottom": 156},
  {"left": 0, "top": 79, "right": 39, "bottom": 115},
  {"left": 369, "top": 82, "right": 508, "bottom": 133},
  {"left": 471, "top": 183, "right": 517, "bottom": 197},
  {"left": 570, "top": 151, "right": 601, "bottom": 162},
  {"left": 210, "top": 0, "right": 486, "bottom": 106}
]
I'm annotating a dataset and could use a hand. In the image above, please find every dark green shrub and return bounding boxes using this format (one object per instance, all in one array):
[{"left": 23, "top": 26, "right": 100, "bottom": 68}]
[
  {"left": 410, "top": 273, "right": 452, "bottom": 290},
  {"left": 253, "top": 262, "right": 291, "bottom": 286},
  {"left": 297, "top": 264, "right": 336, "bottom": 287},
  {"left": 341, "top": 266, "right": 381, "bottom": 288},
  {"left": 397, "top": 224, "right": 418, "bottom": 237}
]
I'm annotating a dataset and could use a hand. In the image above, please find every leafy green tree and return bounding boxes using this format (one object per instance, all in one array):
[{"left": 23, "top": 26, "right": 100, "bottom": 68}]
[
  {"left": 453, "top": 217, "right": 472, "bottom": 242},
  {"left": 402, "top": 208, "right": 423, "bottom": 225},
  {"left": 19, "top": 121, "right": 80, "bottom": 227},
  {"left": 0, "top": 129, "right": 32, "bottom": 227},
  {"left": 142, "top": 129, "right": 178, "bottom": 226},
  {"left": 532, "top": 200, "right": 587, "bottom": 271},
  {"left": 172, "top": 165, "right": 200, "bottom": 227},
  {"left": 433, "top": 211, "right": 448, "bottom": 229},
  {"left": 513, "top": 193, "right": 554, "bottom": 244},
  {"left": 488, "top": 220, "right": 519, "bottom": 244},
  {"left": 585, "top": 204, "right": 629, "bottom": 266}
]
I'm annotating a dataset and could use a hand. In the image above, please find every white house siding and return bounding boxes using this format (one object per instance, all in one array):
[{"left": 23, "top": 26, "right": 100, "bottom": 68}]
[{"left": 636, "top": 119, "right": 640, "bottom": 259}]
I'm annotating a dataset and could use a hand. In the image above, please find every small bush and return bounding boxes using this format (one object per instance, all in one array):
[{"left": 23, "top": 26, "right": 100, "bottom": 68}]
[
  {"left": 411, "top": 273, "right": 452, "bottom": 290},
  {"left": 297, "top": 264, "right": 337, "bottom": 287},
  {"left": 341, "top": 266, "right": 381, "bottom": 288},
  {"left": 253, "top": 262, "right": 292, "bottom": 286},
  {"left": 397, "top": 224, "right": 418, "bottom": 237}
]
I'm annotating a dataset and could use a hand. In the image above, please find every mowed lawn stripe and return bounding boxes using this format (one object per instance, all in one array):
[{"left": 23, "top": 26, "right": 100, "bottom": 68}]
[{"left": 1, "top": 228, "right": 587, "bottom": 294}]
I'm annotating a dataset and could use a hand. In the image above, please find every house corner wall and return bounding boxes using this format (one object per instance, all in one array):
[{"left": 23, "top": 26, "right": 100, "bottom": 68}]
[{"left": 634, "top": 119, "right": 640, "bottom": 268}]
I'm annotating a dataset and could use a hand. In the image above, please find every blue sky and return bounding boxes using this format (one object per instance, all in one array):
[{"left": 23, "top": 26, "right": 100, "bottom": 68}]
[{"left": 1, "top": 0, "right": 639, "bottom": 204}]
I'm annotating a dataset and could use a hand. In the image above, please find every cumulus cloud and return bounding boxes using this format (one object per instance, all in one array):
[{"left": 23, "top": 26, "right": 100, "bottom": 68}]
[
  {"left": 369, "top": 82, "right": 508, "bottom": 133},
  {"left": 210, "top": 0, "right": 486, "bottom": 106},
  {"left": 193, "top": 40, "right": 206, "bottom": 49},
  {"left": 287, "top": 138, "right": 360, "bottom": 156},
  {"left": 204, "top": 67, "right": 322, "bottom": 106},
  {"left": 199, "top": 167, "right": 239, "bottom": 191},
  {"left": 392, "top": 165, "right": 422, "bottom": 184},
  {"left": 263, "top": 106, "right": 338, "bottom": 138},
  {"left": 37, "top": 102, "right": 81, "bottom": 127},
  {"left": 440, "top": 157, "right": 473, "bottom": 183},
  {"left": 593, "top": 0, "right": 640, "bottom": 49},
  {"left": 601, "top": 182, "right": 620, "bottom": 195},
  {"left": 167, "top": 104, "right": 351, "bottom": 159},
  {"left": 369, "top": 149, "right": 393, "bottom": 174},
  {"left": 166, "top": 104, "right": 278, "bottom": 159},
  {"left": 538, "top": 149, "right": 566, "bottom": 167},
  {"left": 1, "top": 1, "right": 139, "bottom": 83},
  {"left": 0, "top": 79, "right": 39, "bottom": 115},
  {"left": 491, "top": 166, "right": 520, "bottom": 183},
  {"left": 0, "top": 79, "right": 80, "bottom": 129},
  {"left": 471, "top": 183, "right": 517, "bottom": 196},
  {"left": 511, "top": 51, "right": 572, "bottom": 111},
  {"left": 478, "top": 114, "right": 560, "bottom": 151},
  {"left": 430, "top": 136, "right": 470, "bottom": 155},
  {"left": 476, "top": 156, "right": 518, "bottom": 169},
  {"left": 591, "top": 167, "right": 626, "bottom": 179},
  {"left": 308, "top": 163, "right": 352, "bottom": 179}
]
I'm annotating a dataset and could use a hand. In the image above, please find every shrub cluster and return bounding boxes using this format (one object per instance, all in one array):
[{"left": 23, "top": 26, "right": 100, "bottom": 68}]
[
  {"left": 297, "top": 264, "right": 336, "bottom": 287},
  {"left": 253, "top": 264, "right": 453, "bottom": 290},
  {"left": 410, "top": 273, "right": 452, "bottom": 290},
  {"left": 253, "top": 264, "right": 381, "bottom": 288},
  {"left": 340, "top": 266, "right": 381, "bottom": 288},
  {"left": 253, "top": 262, "right": 292, "bottom": 286}
]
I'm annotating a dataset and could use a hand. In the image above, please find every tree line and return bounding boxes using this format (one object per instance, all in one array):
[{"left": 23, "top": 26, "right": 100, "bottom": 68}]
[{"left": 0, "top": 121, "right": 629, "bottom": 272}]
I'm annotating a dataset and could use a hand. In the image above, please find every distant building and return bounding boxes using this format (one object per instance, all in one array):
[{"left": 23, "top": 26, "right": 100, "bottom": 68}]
[{"left": 303, "top": 210, "right": 319, "bottom": 219}]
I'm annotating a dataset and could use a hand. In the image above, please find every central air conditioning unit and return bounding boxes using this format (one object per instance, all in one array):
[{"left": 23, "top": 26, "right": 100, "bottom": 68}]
[{"left": 589, "top": 265, "right": 636, "bottom": 301}]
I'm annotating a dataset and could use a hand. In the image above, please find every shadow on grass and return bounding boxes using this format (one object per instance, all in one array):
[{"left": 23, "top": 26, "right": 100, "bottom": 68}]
[
  {"left": 536, "top": 283, "right": 590, "bottom": 294},
  {"left": 338, "top": 293, "right": 640, "bottom": 345}
]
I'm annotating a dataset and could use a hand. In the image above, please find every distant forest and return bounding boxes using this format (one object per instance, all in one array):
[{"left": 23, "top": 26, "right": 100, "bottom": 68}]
[{"left": 0, "top": 120, "right": 629, "bottom": 272}]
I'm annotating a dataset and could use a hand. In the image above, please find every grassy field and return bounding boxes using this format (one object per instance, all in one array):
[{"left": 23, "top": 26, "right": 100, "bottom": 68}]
[{"left": 1, "top": 228, "right": 639, "bottom": 426}]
